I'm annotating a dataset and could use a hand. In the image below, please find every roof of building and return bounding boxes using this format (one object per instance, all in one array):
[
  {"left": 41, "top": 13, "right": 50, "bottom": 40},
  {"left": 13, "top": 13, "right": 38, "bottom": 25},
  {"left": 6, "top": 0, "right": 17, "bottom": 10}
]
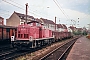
[
  {"left": 0, "top": 25, "right": 16, "bottom": 28},
  {"left": 14, "top": 12, "right": 55, "bottom": 25},
  {"left": 0, "top": 16, "right": 4, "bottom": 19},
  {"left": 62, "top": 24, "right": 67, "bottom": 29},
  {"left": 57, "top": 24, "right": 63, "bottom": 28},
  {"left": 40, "top": 18, "right": 55, "bottom": 25},
  {"left": 77, "top": 28, "right": 83, "bottom": 31},
  {"left": 69, "top": 26, "right": 76, "bottom": 30},
  {"left": 35, "top": 18, "right": 42, "bottom": 23},
  {"left": 14, "top": 11, "right": 35, "bottom": 20}
]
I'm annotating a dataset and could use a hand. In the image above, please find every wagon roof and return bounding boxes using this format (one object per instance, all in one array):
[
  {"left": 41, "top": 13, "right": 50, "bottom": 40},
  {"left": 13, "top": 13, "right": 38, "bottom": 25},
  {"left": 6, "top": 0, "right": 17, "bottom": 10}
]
[{"left": 0, "top": 25, "right": 16, "bottom": 28}]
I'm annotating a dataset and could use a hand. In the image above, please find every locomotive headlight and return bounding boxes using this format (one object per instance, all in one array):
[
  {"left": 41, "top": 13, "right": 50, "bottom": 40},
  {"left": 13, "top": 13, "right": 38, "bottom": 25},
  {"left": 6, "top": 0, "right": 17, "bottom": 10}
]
[{"left": 11, "top": 36, "right": 15, "bottom": 41}]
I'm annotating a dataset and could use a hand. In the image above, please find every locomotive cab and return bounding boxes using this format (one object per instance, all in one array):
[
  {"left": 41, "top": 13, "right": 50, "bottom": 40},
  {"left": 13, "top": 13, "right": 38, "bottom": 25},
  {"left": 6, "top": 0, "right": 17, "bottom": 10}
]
[{"left": 16, "top": 24, "right": 30, "bottom": 40}]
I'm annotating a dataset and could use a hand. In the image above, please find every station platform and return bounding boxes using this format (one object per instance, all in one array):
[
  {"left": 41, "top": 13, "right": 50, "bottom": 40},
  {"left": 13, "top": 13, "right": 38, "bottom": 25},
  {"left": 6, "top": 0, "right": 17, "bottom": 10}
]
[{"left": 66, "top": 36, "right": 90, "bottom": 60}]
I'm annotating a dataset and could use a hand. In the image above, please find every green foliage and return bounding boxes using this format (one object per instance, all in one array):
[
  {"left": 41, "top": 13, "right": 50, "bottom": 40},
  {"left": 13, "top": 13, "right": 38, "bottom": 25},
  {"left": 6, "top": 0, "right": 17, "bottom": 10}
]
[{"left": 73, "top": 30, "right": 87, "bottom": 35}]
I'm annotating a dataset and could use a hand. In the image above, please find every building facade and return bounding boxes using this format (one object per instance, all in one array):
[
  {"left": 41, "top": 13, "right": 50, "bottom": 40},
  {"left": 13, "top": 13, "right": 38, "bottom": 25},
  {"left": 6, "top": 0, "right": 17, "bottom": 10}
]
[
  {"left": 0, "top": 16, "right": 4, "bottom": 25},
  {"left": 40, "top": 18, "right": 55, "bottom": 31},
  {"left": 6, "top": 11, "right": 35, "bottom": 27},
  {"left": 6, "top": 11, "right": 61, "bottom": 32},
  {"left": 6, "top": 12, "right": 56, "bottom": 31}
]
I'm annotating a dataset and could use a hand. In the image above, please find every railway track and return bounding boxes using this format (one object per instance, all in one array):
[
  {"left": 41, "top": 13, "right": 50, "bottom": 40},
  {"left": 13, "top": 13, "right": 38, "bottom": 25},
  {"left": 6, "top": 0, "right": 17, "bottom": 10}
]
[
  {"left": 0, "top": 48, "right": 32, "bottom": 60},
  {"left": 0, "top": 44, "right": 48, "bottom": 60},
  {"left": 39, "top": 37, "right": 78, "bottom": 60},
  {"left": 0, "top": 44, "right": 12, "bottom": 52},
  {"left": 0, "top": 37, "right": 79, "bottom": 60},
  {"left": 0, "top": 48, "right": 17, "bottom": 60},
  {"left": 0, "top": 44, "right": 19, "bottom": 60}
]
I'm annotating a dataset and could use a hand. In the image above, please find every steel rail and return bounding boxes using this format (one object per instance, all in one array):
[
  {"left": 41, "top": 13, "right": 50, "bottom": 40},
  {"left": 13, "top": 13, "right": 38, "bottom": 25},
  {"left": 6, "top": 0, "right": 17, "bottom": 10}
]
[{"left": 39, "top": 37, "right": 78, "bottom": 60}]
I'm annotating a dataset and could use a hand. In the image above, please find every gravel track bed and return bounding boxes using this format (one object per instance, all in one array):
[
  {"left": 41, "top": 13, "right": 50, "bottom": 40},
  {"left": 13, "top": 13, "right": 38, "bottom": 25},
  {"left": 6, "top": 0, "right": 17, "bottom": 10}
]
[{"left": 14, "top": 38, "right": 74, "bottom": 60}]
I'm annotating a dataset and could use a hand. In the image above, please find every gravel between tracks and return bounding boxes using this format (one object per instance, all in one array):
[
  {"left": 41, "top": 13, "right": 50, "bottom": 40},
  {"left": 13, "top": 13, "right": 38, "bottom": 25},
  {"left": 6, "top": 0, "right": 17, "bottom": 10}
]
[{"left": 15, "top": 38, "right": 73, "bottom": 60}]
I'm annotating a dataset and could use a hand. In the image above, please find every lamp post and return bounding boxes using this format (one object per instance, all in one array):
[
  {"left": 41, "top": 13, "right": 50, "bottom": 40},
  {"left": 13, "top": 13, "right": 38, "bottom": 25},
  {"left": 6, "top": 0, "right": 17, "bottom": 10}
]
[
  {"left": 25, "top": 3, "right": 28, "bottom": 24},
  {"left": 55, "top": 16, "right": 56, "bottom": 31}
]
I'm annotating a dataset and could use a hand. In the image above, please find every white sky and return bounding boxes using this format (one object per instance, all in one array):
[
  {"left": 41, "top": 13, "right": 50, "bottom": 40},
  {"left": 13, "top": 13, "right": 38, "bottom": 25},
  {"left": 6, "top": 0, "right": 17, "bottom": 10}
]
[{"left": 0, "top": 0, "right": 90, "bottom": 29}]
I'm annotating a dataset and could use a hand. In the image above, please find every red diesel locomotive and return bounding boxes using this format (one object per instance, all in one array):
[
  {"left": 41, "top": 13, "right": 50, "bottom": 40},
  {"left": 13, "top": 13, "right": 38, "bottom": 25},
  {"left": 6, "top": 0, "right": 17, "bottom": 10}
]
[
  {"left": 12, "top": 21, "right": 54, "bottom": 50},
  {"left": 11, "top": 20, "right": 72, "bottom": 50}
]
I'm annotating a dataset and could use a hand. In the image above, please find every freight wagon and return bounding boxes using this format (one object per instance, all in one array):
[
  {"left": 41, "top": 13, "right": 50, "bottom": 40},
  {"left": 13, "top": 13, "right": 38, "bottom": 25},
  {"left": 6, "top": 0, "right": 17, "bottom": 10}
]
[{"left": 0, "top": 25, "right": 16, "bottom": 46}]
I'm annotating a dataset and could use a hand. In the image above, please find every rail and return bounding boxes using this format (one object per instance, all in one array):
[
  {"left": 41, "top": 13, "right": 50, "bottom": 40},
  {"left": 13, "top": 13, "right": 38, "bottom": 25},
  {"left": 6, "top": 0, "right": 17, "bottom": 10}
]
[{"left": 39, "top": 37, "right": 79, "bottom": 60}]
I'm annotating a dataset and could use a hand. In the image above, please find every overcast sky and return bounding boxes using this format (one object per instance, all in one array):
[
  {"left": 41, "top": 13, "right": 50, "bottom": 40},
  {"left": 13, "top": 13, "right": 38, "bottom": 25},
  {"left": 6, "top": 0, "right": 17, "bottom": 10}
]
[{"left": 0, "top": 0, "right": 90, "bottom": 28}]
